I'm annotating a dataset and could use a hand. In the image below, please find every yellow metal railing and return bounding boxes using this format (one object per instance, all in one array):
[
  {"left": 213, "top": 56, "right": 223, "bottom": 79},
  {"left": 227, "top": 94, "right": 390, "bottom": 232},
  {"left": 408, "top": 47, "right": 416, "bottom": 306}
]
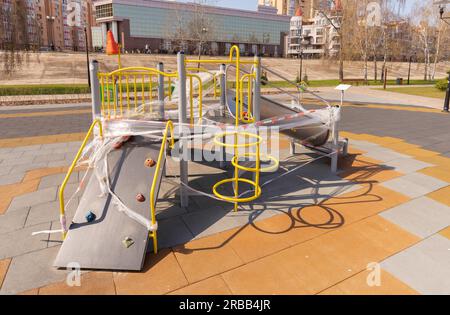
[
  {"left": 59, "top": 119, "right": 103, "bottom": 239},
  {"left": 186, "top": 67, "right": 219, "bottom": 99},
  {"left": 149, "top": 120, "right": 175, "bottom": 254},
  {"left": 239, "top": 73, "right": 256, "bottom": 124},
  {"left": 98, "top": 67, "right": 204, "bottom": 123}
]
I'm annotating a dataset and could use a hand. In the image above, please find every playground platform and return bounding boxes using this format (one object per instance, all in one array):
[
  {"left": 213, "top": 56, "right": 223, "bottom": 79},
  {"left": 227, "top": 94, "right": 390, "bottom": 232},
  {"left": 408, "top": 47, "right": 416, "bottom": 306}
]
[{"left": 0, "top": 99, "right": 450, "bottom": 295}]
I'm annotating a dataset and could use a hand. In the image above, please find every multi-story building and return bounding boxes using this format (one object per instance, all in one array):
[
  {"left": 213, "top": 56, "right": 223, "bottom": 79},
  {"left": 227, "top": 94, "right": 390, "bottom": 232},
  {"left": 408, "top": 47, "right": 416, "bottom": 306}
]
[
  {"left": 93, "top": 0, "right": 291, "bottom": 57},
  {"left": 286, "top": 0, "right": 341, "bottom": 59},
  {"left": 258, "top": 0, "right": 319, "bottom": 19},
  {"left": 34, "top": 0, "right": 96, "bottom": 51},
  {"left": 0, "top": 0, "right": 42, "bottom": 49}
]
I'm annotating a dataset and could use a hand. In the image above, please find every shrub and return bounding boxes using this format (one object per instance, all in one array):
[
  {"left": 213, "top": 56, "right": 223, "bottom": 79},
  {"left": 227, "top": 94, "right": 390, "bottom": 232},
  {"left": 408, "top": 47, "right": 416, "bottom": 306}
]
[{"left": 436, "top": 79, "right": 448, "bottom": 91}]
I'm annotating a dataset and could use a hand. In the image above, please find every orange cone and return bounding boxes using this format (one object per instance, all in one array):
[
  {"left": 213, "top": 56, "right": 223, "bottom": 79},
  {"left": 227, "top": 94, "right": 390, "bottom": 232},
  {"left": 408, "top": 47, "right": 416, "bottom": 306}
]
[{"left": 106, "top": 30, "right": 119, "bottom": 55}]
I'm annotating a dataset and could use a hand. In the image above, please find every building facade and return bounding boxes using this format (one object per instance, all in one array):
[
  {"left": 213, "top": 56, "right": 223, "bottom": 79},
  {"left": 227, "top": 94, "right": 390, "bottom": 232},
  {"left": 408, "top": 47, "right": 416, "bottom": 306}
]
[
  {"left": 258, "top": 0, "right": 319, "bottom": 19},
  {"left": 93, "top": 0, "right": 291, "bottom": 57},
  {"left": 286, "top": 0, "right": 341, "bottom": 59},
  {"left": 35, "top": 0, "right": 96, "bottom": 51}
]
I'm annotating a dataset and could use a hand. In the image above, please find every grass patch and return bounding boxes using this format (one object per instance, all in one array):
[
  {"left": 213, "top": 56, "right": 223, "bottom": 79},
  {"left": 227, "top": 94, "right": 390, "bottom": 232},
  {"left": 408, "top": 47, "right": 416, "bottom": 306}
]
[
  {"left": 376, "top": 86, "right": 446, "bottom": 99},
  {"left": 0, "top": 79, "right": 439, "bottom": 96}
]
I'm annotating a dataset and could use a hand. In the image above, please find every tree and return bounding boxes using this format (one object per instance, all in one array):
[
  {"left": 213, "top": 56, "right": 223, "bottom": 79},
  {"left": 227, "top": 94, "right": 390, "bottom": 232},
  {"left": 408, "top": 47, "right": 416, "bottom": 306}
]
[
  {"left": 0, "top": 0, "right": 41, "bottom": 75},
  {"left": 188, "top": 0, "right": 216, "bottom": 66}
]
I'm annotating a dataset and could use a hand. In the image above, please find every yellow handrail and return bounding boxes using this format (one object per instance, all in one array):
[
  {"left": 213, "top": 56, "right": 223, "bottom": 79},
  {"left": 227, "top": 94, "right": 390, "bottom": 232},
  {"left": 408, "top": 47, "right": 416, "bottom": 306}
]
[
  {"left": 149, "top": 120, "right": 175, "bottom": 254},
  {"left": 59, "top": 119, "right": 103, "bottom": 239},
  {"left": 239, "top": 73, "right": 256, "bottom": 123},
  {"left": 186, "top": 73, "right": 203, "bottom": 125}
]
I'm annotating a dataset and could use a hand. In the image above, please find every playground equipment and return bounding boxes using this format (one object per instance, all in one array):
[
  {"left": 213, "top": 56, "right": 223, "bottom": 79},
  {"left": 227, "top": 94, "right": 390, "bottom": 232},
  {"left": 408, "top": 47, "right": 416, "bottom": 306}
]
[{"left": 53, "top": 46, "right": 347, "bottom": 271}]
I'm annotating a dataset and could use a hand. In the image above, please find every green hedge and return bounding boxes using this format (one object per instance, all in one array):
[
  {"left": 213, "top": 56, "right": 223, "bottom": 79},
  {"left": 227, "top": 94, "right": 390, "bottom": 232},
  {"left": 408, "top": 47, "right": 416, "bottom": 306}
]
[{"left": 0, "top": 84, "right": 91, "bottom": 96}]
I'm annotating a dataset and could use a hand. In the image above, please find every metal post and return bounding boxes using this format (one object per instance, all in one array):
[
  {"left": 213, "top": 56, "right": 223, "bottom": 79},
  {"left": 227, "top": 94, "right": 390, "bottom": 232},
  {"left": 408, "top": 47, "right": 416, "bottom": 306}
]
[
  {"left": 219, "top": 64, "right": 226, "bottom": 117},
  {"left": 90, "top": 60, "right": 101, "bottom": 121},
  {"left": 219, "top": 64, "right": 227, "bottom": 169},
  {"left": 407, "top": 56, "right": 412, "bottom": 85},
  {"left": 177, "top": 52, "right": 189, "bottom": 207},
  {"left": 84, "top": 27, "right": 91, "bottom": 89},
  {"left": 331, "top": 106, "right": 339, "bottom": 174},
  {"left": 253, "top": 56, "right": 262, "bottom": 122},
  {"left": 157, "top": 62, "right": 165, "bottom": 119},
  {"left": 443, "top": 72, "right": 450, "bottom": 113}
]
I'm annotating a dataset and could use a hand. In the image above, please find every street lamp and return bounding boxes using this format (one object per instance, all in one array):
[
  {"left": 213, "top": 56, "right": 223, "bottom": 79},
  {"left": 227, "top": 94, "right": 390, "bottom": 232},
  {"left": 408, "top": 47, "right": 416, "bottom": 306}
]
[
  {"left": 46, "top": 15, "right": 56, "bottom": 50},
  {"left": 84, "top": 27, "right": 91, "bottom": 89}
]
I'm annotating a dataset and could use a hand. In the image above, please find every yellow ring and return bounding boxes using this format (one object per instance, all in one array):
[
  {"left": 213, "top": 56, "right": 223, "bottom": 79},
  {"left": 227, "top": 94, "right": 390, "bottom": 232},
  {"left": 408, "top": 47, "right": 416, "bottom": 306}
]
[
  {"left": 232, "top": 154, "right": 279, "bottom": 173},
  {"left": 213, "top": 178, "right": 261, "bottom": 203},
  {"left": 213, "top": 132, "right": 262, "bottom": 148}
]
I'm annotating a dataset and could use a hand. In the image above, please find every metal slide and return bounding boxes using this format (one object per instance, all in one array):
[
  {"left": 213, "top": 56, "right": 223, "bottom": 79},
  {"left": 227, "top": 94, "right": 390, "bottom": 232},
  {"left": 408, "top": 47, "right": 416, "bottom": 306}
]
[
  {"left": 54, "top": 136, "right": 165, "bottom": 271},
  {"left": 226, "top": 91, "right": 331, "bottom": 147}
]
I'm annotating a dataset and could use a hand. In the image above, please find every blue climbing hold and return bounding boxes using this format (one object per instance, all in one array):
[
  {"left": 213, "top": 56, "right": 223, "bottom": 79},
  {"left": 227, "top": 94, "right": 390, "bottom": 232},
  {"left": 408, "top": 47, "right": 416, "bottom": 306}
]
[{"left": 85, "top": 211, "right": 96, "bottom": 223}]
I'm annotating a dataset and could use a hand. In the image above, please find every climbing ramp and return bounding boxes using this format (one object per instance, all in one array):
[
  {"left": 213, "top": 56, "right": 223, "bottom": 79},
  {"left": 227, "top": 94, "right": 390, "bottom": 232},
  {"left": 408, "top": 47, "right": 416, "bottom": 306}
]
[{"left": 54, "top": 136, "right": 165, "bottom": 271}]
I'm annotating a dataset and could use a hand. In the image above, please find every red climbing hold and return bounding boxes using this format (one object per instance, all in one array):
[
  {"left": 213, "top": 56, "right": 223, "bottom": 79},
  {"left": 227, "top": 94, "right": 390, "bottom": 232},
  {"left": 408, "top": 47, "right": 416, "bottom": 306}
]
[
  {"left": 136, "top": 193, "right": 146, "bottom": 202},
  {"left": 145, "top": 158, "right": 156, "bottom": 168}
]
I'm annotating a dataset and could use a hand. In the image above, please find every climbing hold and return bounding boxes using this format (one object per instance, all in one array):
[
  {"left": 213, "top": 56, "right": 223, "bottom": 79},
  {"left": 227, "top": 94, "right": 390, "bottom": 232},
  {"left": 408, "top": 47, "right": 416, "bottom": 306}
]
[
  {"left": 122, "top": 236, "right": 134, "bottom": 248},
  {"left": 113, "top": 141, "right": 123, "bottom": 150},
  {"left": 145, "top": 158, "right": 156, "bottom": 168},
  {"left": 136, "top": 193, "right": 146, "bottom": 202},
  {"left": 85, "top": 211, "right": 96, "bottom": 223}
]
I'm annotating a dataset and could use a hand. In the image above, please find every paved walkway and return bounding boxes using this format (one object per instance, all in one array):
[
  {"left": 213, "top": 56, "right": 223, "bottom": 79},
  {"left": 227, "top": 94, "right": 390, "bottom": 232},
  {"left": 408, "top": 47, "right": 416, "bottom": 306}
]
[{"left": 0, "top": 101, "right": 449, "bottom": 295}]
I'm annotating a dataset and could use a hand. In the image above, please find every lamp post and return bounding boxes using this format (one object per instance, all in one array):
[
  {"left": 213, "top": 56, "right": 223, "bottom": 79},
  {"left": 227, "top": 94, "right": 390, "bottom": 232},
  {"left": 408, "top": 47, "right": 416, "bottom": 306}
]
[
  {"left": 84, "top": 27, "right": 91, "bottom": 89},
  {"left": 299, "top": 48, "right": 304, "bottom": 83},
  {"left": 46, "top": 15, "right": 56, "bottom": 50},
  {"left": 197, "top": 27, "right": 207, "bottom": 70}
]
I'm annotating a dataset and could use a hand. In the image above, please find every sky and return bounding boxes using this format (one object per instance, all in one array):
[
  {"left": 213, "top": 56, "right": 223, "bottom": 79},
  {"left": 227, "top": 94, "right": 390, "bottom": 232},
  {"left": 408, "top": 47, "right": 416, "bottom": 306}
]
[{"left": 175, "top": 0, "right": 417, "bottom": 15}]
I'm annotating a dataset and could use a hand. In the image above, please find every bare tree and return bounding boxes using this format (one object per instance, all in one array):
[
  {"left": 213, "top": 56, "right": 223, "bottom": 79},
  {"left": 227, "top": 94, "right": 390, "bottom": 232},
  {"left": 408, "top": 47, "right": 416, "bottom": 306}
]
[
  {"left": 0, "top": 0, "right": 41, "bottom": 75},
  {"left": 188, "top": 0, "right": 216, "bottom": 67}
]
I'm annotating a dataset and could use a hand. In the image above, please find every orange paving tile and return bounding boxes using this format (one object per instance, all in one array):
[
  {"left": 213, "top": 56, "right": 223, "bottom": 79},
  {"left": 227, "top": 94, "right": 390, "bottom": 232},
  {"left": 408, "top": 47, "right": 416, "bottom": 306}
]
[
  {"left": 39, "top": 272, "right": 115, "bottom": 295},
  {"left": 428, "top": 186, "right": 450, "bottom": 206},
  {"left": 0, "top": 133, "right": 85, "bottom": 148},
  {"left": 381, "top": 141, "right": 420, "bottom": 153},
  {"left": 414, "top": 155, "right": 450, "bottom": 170},
  {"left": 22, "top": 166, "right": 68, "bottom": 182},
  {"left": 226, "top": 223, "right": 291, "bottom": 263},
  {"left": 0, "top": 258, "right": 11, "bottom": 289},
  {"left": 0, "top": 109, "right": 91, "bottom": 119},
  {"left": 19, "top": 288, "right": 39, "bottom": 295},
  {"left": 114, "top": 249, "right": 188, "bottom": 295},
  {"left": 320, "top": 269, "right": 419, "bottom": 295},
  {"left": 439, "top": 226, "right": 450, "bottom": 240},
  {"left": 169, "top": 275, "right": 231, "bottom": 295},
  {"left": 339, "top": 154, "right": 404, "bottom": 183},
  {"left": 173, "top": 231, "right": 244, "bottom": 283},
  {"left": 419, "top": 167, "right": 450, "bottom": 183},
  {"left": 221, "top": 216, "right": 418, "bottom": 295}
]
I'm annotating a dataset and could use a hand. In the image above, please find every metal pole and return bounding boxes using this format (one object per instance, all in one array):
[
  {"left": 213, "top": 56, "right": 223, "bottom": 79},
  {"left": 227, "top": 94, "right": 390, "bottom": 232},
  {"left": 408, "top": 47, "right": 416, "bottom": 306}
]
[
  {"left": 253, "top": 55, "right": 261, "bottom": 122},
  {"left": 177, "top": 52, "right": 189, "bottom": 207},
  {"left": 407, "top": 56, "right": 412, "bottom": 85},
  {"left": 219, "top": 64, "right": 226, "bottom": 116},
  {"left": 84, "top": 27, "right": 91, "bottom": 89},
  {"left": 90, "top": 60, "right": 101, "bottom": 121},
  {"left": 219, "top": 64, "right": 227, "bottom": 169},
  {"left": 157, "top": 62, "right": 165, "bottom": 120},
  {"left": 444, "top": 73, "right": 450, "bottom": 113}
]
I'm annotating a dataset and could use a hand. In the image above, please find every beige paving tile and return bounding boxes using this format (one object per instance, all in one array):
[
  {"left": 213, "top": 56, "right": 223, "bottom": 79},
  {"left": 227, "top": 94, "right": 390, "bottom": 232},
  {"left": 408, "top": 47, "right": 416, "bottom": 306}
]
[{"left": 0, "top": 258, "right": 11, "bottom": 289}]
